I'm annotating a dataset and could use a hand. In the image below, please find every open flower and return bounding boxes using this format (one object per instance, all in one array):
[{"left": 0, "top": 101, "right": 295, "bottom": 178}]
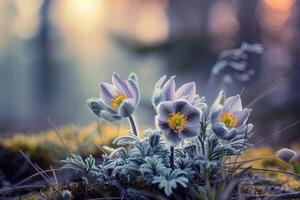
[
  {"left": 211, "top": 92, "right": 253, "bottom": 140},
  {"left": 156, "top": 100, "right": 201, "bottom": 146},
  {"left": 152, "top": 76, "right": 206, "bottom": 111},
  {"left": 87, "top": 72, "right": 140, "bottom": 122}
]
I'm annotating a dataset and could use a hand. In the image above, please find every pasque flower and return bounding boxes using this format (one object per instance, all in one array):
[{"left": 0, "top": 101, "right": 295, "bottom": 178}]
[
  {"left": 211, "top": 91, "right": 253, "bottom": 140},
  {"left": 87, "top": 72, "right": 140, "bottom": 122},
  {"left": 276, "top": 148, "right": 296, "bottom": 163},
  {"left": 152, "top": 76, "right": 206, "bottom": 111},
  {"left": 156, "top": 100, "right": 201, "bottom": 146}
]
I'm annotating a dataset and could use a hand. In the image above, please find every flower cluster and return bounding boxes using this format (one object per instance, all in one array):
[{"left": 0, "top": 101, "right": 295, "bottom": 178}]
[
  {"left": 62, "top": 72, "right": 256, "bottom": 197},
  {"left": 87, "top": 72, "right": 253, "bottom": 147}
]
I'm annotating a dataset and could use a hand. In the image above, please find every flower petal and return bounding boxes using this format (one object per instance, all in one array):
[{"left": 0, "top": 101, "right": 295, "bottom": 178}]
[
  {"left": 117, "top": 98, "right": 136, "bottom": 117},
  {"left": 100, "top": 83, "right": 119, "bottom": 107},
  {"left": 156, "top": 116, "right": 170, "bottom": 132},
  {"left": 181, "top": 104, "right": 201, "bottom": 125},
  {"left": 152, "top": 76, "right": 167, "bottom": 107},
  {"left": 157, "top": 101, "right": 174, "bottom": 121},
  {"left": 213, "top": 126, "right": 238, "bottom": 140},
  {"left": 236, "top": 123, "right": 253, "bottom": 135},
  {"left": 128, "top": 72, "right": 138, "bottom": 83},
  {"left": 128, "top": 79, "right": 140, "bottom": 105},
  {"left": 162, "top": 76, "right": 176, "bottom": 101},
  {"left": 156, "top": 116, "right": 182, "bottom": 146},
  {"left": 87, "top": 98, "right": 115, "bottom": 118},
  {"left": 223, "top": 95, "right": 242, "bottom": 114},
  {"left": 112, "top": 72, "right": 133, "bottom": 98},
  {"left": 210, "top": 90, "right": 225, "bottom": 114},
  {"left": 175, "top": 82, "right": 196, "bottom": 102},
  {"left": 173, "top": 100, "right": 189, "bottom": 113},
  {"left": 234, "top": 108, "right": 252, "bottom": 127},
  {"left": 179, "top": 126, "right": 199, "bottom": 139},
  {"left": 211, "top": 108, "right": 237, "bottom": 140},
  {"left": 155, "top": 75, "right": 167, "bottom": 90},
  {"left": 162, "top": 129, "right": 182, "bottom": 147},
  {"left": 100, "top": 110, "right": 121, "bottom": 123}
]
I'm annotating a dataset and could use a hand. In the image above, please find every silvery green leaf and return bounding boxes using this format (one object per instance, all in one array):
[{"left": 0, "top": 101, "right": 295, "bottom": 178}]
[
  {"left": 109, "top": 147, "right": 128, "bottom": 161},
  {"left": 148, "top": 131, "right": 161, "bottom": 148},
  {"left": 61, "top": 154, "right": 95, "bottom": 174},
  {"left": 102, "top": 145, "right": 115, "bottom": 154},
  {"left": 118, "top": 98, "right": 136, "bottom": 117},
  {"left": 140, "top": 156, "right": 167, "bottom": 182},
  {"left": 113, "top": 134, "right": 139, "bottom": 146},
  {"left": 152, "top": 169, "right": 188, "bottom": 196},
  {"left": 84, "top": 155, "right": 96, "bottom": 173},
  {"left": 184, "top": 144, "right": 197, "bottom": 158}
]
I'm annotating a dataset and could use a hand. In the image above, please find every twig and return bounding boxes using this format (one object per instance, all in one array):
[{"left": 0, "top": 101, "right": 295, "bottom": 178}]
[
  {"left": 19, "top": 150, "right": 52, "bottom": 186},
  {"left": 224, "top": 156, "right": 275, "bottom": 165},
  {"left": 18, "top": 150, "right": 62, "bottom": 197},
  {"left": 246, "top": 192, "right": 300, "bottom": 200},
  {"left": 15, "top": 169, "right": 61, "bottom": 187},
  {"left": 226, "top": 167, "right": 300, "bottom": 179},
  {"left": 250, "top": 120, "right": 300, "bottom": 148},
  {"left": 50, "top": 165, "right": 58, "bottom": 190},
  {"left": 0, "top": 184, "right": 45, "bottom": 194},
  {"left": 47, "top": 118, "right": 68, "bottom": 151}
]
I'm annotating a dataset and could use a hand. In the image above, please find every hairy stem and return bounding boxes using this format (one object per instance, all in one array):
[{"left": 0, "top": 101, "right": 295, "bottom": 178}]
[
  {"left": 199, "top": 122, "right": 206, "bottom": 155},
  {"left": 128, "top": 115, "right": 138, "bottom": 137},
  {"left": 170, "top": 146, "right": 175, "bottom": 169}
]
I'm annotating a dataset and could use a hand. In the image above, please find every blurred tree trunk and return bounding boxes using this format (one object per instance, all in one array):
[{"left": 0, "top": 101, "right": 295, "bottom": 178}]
[{"left": 35, "top": 0, "right": 53, "bottom": 112}]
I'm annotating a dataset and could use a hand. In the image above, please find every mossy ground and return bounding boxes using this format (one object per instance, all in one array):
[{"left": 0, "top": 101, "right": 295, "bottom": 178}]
[{"left": 0, "top": 124, "right": 299, "bottom": 199}]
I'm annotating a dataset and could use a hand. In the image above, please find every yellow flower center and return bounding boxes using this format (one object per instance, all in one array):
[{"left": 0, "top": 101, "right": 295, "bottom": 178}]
[
  {"left": 168, "top": 112, "right": 187, "bottom": 133},
  {"left": 111, "top": 94, "right": 127, "bottom": 110},
  {"left": 220, "top": 113, "right": 237, "bottom": 128}
]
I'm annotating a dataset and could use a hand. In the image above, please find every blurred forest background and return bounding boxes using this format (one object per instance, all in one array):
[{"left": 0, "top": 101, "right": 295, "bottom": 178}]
[{"left": 0, "top": 0, "right": 300, "bottom": 146}]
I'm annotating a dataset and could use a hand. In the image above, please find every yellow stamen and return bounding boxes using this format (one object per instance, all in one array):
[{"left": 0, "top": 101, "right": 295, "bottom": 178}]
[
  {"left": 220, "top": 113, "right": 237, "bottom": 128},
  {"left": 168, "top": 112, "right": 187, "bottom": 133},
  {"left": 111, "top": 94, "right": 127, "bottom": 110}
]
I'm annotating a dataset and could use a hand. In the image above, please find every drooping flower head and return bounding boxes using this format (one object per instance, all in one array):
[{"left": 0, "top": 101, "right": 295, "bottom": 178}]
[
  {"left": 211, "top": 91, "right": 253, "bottom": 140},
  {"left": 87, "top": 72, "right": 140, "bottom": 122},
  {"left": 152, "top": 76, "right": 206, "bottom": 111},
  {"left": 156, "top": 100, "right": 201, "bottom": 146}
]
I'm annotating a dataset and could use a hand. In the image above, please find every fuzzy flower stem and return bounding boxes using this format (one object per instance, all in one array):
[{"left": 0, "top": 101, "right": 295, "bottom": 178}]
[
  {"left": 199, "top": 138, "right": 205, "bottom": 156},
  {"left": 128, "top": 115, "right": 138, "bottom": 137},
  {"left": 170, "top": 146, "right": 175, "bottom": 169}
]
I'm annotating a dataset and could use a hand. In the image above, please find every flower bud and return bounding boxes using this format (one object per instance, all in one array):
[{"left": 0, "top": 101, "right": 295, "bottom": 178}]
[{"left": 276, "top": 148, "right": 296, "bottom": 163}]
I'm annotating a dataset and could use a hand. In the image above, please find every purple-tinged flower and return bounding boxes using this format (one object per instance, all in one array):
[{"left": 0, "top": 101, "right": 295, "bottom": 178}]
[
  {"left": 87, "top": 72, "right": 140, "bottom": 122},
  {"left": 156, "top": 100, "right": 201, "bottom": 146},
  {"left": 152, "top": 76, "right": 206, "bottom": 111},
  {"left": 276, "top": 148, "right": 296, "bottom": 163},
  {"left": 211, "top": 92, "right": 253, "bottom": 140}
]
